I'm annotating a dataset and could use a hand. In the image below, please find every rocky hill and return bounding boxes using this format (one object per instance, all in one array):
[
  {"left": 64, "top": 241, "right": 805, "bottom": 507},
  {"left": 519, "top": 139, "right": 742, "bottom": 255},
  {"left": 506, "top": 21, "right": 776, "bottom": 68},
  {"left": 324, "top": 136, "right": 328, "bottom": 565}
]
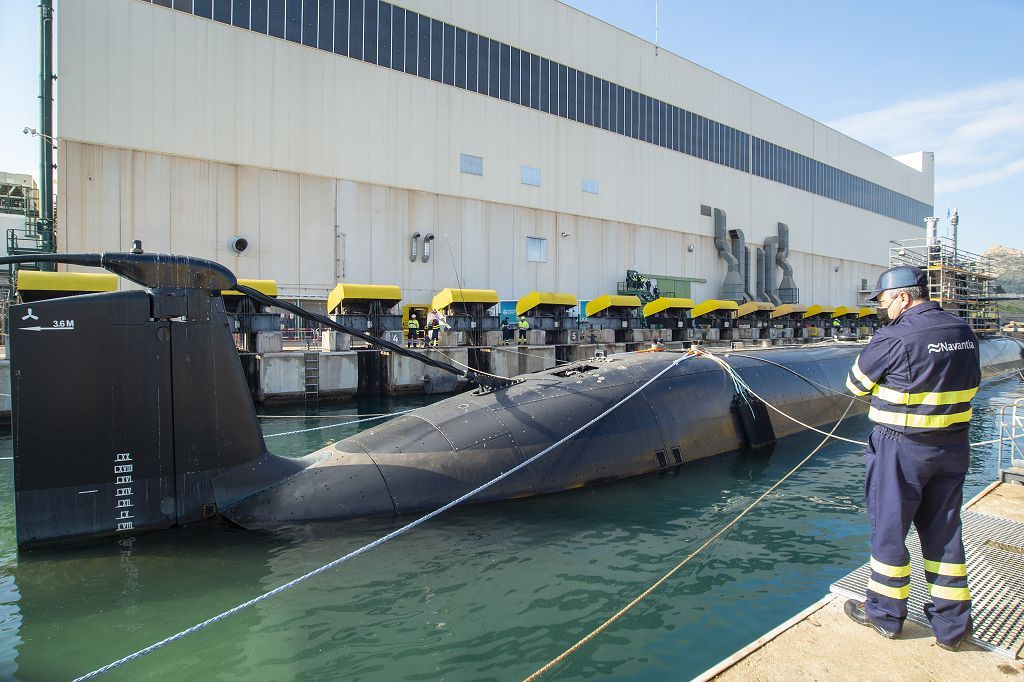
[{"left": 985, "top": 245, "right": 1024, "bottom": 294}]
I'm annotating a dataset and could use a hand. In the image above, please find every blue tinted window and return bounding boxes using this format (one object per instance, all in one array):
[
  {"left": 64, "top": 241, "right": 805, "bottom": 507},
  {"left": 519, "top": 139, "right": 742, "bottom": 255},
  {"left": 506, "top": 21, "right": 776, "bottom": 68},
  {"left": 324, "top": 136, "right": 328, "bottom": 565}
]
[
  {"left": 487, "top": 40, "right": 499, "bottom": 96},
  {"left": 302, "top": 0, "right": 317, "bottom": 47},
  {"left": 568, "top": 69, "right": 580, "bottom": 120},
  {"left": 530, "top": 54, "right": 540, "bottom": 109},
  {"left": 417, "top": 15, "right": 430, "bottom": 78},
  {"left": 403, "top": 10, "right": 417, "bottom": 74},
  {"left": 317, "top": 0, "right": 333, "bottom": 51},
  {"left": 269, "top": 0, "right": 285, "bottom": 37},
  {"left": 364, "top": 0, "right": 377, "bottom": 62},
  {"left": 509, "top": 48, "right": 520, "bottom": 104},
  {"left": 251, "top": 0, "right": 267, "bottom": 31},
  {"left": 575, "top": 70, "right": 585, "bottom": 122},
  {"left": 498, "top": 43, "right": 510, "bottom": 100},
  {"left": 442, "top": 23, "right": 454, "bottom": 85},
  {"left": 377, "top": 2, "right": 390, "bottom": 67},
  {"left": 193, "top": 0, "right": 212, "bottom": 18},
  {"left": 583, "top": 74, "right": 594, "bottom": 125},
  {"left": 557, "top": 64, "right": 567, "bottom": 117},
  {"left": 333, "top": 0, "right": 348, "bottom": 55},
  {"left": 285, "top": 0, "right": 301, "bottom": 42},
  {"left": 233, "top": 0, "right": 250, "bottom": 29},
  {"left": 349, "top": 0, "right": 363, "bottom": 59},
  {"left": 214, "top": 0, "right": 231, "bottom": 23},
  {"left": 390, "top": 5, "right": 403, "bottom": 69},
  {"left": 455, "top": 28, "right": 466, "bottom": 89},
  {"left": 466, "top": 32, "right": 478, "bottom": 91},
  {"left": 540, "top": 59, "right": 551, "bottom": 112},
  {"left": 430, "top": 20, "right": 443, "bottom": 82}
]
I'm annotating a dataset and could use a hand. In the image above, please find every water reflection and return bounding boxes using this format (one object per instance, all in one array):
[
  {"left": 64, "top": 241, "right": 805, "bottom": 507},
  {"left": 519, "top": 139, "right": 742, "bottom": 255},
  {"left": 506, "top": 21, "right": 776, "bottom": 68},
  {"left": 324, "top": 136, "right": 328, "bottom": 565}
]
[{"left": 0, "top": 377, "right": 1020, "bottom": 680}]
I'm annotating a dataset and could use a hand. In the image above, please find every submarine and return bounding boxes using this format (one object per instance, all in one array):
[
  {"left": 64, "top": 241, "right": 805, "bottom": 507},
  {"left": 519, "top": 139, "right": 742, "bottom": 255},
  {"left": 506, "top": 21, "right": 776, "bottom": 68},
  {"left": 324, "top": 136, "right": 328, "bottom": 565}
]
[{"left": 4, "top": 251, "right": 1023, "bottom": 549}]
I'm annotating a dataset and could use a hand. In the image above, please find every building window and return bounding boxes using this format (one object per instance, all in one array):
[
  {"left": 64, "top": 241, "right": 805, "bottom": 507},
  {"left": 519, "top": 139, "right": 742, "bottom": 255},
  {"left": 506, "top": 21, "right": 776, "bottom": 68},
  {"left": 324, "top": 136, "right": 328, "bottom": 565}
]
[
  {"left": 527, "top": 236, "right": 547, "bottom": 263},
  {"left": 460, "top": 154, "right": 483, "bottom": 176},
  {"left": 521, "top": 165, "right": 541, "bottom": 186},
  {"left": 582, "top": 178, "right": 599, "bottom": 194}
]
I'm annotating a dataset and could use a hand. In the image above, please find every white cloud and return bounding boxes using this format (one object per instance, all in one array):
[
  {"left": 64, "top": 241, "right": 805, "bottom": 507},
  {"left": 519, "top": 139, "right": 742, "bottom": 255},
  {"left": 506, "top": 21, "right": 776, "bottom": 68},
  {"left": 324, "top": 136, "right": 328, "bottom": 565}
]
[{"left": 827, "top": 78, "right": 1024, "bottom": 193}]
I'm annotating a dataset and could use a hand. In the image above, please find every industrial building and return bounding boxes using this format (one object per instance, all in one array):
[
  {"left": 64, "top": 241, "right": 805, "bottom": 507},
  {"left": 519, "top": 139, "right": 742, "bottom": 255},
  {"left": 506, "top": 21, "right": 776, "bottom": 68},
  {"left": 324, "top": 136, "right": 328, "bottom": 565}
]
[{"left": 56, "top": 0, "right": 933, "bottom": 308}]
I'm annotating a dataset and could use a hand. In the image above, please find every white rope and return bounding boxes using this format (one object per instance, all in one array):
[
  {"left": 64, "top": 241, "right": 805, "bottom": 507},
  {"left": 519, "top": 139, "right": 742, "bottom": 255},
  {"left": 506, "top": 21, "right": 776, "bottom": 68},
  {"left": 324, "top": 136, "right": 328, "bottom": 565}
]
[
  {"left": 705, "top": 351, "right": 1014, "bottom": 449},
  {"left": 70, "top": 353, "right": 699, "bottom": 681},
  {"left": 263, "top": 409, "right": 419, "bottom": 439}
]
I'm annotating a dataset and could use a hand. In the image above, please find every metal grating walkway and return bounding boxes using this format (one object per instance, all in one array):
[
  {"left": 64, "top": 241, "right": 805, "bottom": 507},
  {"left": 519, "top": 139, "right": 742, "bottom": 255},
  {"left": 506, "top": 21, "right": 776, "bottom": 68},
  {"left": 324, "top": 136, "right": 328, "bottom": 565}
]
[{"left": 831, "top": 511, "right": 1024, "bottom": 658}]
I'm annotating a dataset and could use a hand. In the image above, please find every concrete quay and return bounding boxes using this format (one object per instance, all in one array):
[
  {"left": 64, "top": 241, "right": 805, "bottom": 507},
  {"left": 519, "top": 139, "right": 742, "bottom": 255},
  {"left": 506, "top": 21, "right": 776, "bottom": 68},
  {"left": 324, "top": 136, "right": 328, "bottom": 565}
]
[{"left": 699, "top": 481, "right": 1024, "bottom": 681}]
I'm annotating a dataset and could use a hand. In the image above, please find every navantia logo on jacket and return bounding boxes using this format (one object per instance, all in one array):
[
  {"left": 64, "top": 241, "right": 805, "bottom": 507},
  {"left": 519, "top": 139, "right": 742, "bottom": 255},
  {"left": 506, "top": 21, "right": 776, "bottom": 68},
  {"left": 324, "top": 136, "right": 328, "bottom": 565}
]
[{"left": 927, "top": 340, "right": 976, "bottom": 353}]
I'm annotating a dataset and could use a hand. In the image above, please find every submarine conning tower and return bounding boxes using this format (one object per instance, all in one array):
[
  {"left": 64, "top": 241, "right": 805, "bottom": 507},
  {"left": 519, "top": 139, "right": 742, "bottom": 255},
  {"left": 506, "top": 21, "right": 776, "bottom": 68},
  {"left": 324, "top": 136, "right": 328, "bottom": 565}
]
[{"left": 6, "top": 250, "right": 302, "bottom": 549}]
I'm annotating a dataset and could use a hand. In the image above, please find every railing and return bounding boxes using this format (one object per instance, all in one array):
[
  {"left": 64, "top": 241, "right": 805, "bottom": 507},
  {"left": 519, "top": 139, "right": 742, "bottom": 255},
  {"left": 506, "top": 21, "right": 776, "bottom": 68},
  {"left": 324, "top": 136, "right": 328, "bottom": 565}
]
[{"left": 997, "top": 397, "right": 1024, "bottom": 478}]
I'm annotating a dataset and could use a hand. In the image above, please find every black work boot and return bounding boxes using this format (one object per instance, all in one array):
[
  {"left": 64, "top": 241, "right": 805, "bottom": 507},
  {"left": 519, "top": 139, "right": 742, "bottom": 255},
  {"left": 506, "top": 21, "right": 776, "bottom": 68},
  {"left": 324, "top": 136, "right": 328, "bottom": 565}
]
[
  {"left": 844, "top": 600, "right": 898, "bottom": 639},
  {"left": 936, "top": 618, "right": 974, "bottom": 652}
]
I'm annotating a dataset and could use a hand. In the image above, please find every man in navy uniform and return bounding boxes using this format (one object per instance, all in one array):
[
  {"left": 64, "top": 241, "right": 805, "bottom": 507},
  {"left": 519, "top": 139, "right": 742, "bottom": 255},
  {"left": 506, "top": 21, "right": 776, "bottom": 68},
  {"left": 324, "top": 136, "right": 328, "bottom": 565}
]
[{"left": 844, "top": 265, "right": 979, "bottom": 651}]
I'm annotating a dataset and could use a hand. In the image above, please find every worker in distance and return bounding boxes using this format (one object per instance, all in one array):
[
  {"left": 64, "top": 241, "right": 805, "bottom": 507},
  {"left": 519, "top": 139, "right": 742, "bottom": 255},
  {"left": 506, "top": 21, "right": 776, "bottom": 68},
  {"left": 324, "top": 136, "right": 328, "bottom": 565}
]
[{"left": 844, "top": 265, "right": 979, "bottom": 651}]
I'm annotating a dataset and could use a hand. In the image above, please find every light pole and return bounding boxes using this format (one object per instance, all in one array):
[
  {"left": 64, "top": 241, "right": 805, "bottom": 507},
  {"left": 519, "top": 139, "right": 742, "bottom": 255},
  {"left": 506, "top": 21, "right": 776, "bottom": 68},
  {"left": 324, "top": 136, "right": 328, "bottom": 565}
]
[{"left": 38, "top": 0, "right": 56, "bottom": 265}]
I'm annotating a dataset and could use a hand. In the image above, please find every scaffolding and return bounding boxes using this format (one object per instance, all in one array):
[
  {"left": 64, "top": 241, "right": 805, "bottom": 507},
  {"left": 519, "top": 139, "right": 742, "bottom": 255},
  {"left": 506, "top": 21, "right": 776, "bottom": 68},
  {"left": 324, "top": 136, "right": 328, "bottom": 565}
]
[{"left": 889, "top": 236, "right": 999, "bottom": 333}]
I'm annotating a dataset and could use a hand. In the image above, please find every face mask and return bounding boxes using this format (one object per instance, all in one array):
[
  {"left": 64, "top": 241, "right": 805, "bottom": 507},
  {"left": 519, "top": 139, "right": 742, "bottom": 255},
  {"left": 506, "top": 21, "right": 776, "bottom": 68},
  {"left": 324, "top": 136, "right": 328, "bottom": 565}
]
[{"left": 876, "top": 305, "right": 891, "bottom": 325}]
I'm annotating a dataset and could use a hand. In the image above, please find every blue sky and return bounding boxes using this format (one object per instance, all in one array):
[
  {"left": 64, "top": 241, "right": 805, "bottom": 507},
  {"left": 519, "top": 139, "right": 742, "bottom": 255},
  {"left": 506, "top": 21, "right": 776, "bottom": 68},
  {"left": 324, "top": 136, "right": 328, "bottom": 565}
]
[
  {"left": 561, "top": 0, "right": 1024, "bottom": 254},
  {"left": 1, "top": 0, "right": 1021, "bottom": 254}
]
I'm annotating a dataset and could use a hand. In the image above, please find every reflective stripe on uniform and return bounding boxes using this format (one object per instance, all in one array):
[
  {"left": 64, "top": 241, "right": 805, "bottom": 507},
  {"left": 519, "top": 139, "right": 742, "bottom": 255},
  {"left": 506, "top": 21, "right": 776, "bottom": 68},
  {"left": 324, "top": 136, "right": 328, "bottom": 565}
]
[
  {"left": 923, "top": 559, "right": 968, "bottom": 577},
  {"left": 928, "top": 583, "right": 971, "bottom": 601},
  {"left": 867, "top": 578, "right": 910, "bottom": 600},
  {"left": 851, "top": 358, "right": 877, "bottom": 392},
  {"left": 868, "top": 406, "right": 973, "bottom": 429},
  {"left": 872, "top": 385, "right": 978, "bottom": 407},
  {"left": 870, "top": 557, "right": 911, "bottom": 578},
  {"left": 846, "top": 375, "right": 871, "bottom": 397}
]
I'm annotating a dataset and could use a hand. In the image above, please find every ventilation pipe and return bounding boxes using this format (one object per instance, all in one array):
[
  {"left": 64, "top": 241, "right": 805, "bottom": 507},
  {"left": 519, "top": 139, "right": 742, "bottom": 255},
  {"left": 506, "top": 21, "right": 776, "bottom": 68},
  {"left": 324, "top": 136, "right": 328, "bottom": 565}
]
[
  {"left": 714, "top": 209, "right": 745, "bottom": 302},
  {"left": 762, "top": 234, "right": 782, "bottom": 304},
  {"left": 776, "top": 222, "right": 799, "bottom": 303},
  {"left": 728, "top": 228, "right": 754, "bottom": 302},
  {"left": 755, "top": 247, "right": 768, "bottom": 302},
  {"left": 409, "top": 232, "right": 421, "bottom": 262}
]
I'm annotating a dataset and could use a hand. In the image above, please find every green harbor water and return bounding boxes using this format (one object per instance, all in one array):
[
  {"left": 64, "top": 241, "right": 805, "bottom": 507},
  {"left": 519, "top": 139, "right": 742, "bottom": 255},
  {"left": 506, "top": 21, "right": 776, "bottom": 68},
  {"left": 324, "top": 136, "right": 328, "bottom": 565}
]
[{"left": 0, "top": 378, "right": 1021, "bottom": 681}]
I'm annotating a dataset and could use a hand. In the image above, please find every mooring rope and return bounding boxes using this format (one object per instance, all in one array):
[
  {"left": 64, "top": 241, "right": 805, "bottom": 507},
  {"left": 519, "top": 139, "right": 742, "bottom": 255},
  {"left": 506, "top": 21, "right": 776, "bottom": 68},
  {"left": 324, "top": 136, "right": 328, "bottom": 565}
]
[
  {"left": 70, "top": 353, "right": 700, "bottom": 681},
  {"left": 524, "top": 396, "right": 857, "bottom": 681},
  {"left": 262, "top": 410, "right": 419, "bottom": 439}
]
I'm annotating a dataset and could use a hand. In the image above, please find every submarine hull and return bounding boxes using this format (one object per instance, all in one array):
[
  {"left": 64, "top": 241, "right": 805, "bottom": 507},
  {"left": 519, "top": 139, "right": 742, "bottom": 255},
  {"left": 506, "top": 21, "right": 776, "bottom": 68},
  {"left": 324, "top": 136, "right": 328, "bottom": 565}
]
[{"left": 220, "top": 338, "right": 1024, "bottom": 529}]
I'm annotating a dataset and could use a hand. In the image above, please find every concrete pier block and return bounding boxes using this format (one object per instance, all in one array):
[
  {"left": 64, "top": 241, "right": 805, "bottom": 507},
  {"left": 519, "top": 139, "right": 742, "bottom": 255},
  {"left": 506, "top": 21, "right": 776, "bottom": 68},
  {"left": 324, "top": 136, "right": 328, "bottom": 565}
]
[
  {"left": 626, "top": 329, "right": 655, "bottom": 343},
  {"left": 318, "top": 352, "right": 358, "bottom": 398},
  {"left": 256, "top": 332, "right": 283, "bottom": 353},
  {"left": 569, "top": 344, "right": 597, "bottom": 361},
  {"left": 322, "top": 330, "right": 352, "bottom": 352},
  {"left": 387, "top": 348, "right": 469, "bottom": 394},
  {"left": 481, "top": 330, "right": 504, "bottom": 346},
  {"left": 258, "top": 352, "right": 306, "bottom": 401},
  {"left": 597, "top": 343, "right": 626, "bottom": 356},
  {"left": 490, "top": 346, "right": 556, "bottom": 377}
]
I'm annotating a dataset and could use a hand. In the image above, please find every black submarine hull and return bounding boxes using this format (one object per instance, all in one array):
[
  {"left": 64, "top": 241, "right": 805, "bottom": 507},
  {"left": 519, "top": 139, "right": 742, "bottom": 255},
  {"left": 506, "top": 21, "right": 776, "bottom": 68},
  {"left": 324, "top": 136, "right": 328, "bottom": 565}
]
[
  {"left": 7, "top": 252, "right": 1023, "bottom": 549},
  {"left": 218, "top": 338, "right": 1024, "bottom": 529}
]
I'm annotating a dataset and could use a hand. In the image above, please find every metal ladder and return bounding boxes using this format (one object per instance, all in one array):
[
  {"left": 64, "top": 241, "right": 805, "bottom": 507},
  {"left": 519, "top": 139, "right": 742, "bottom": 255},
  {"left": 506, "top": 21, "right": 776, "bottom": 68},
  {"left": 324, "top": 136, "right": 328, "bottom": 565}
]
[
  {"left": 997, "top": 396, "right": 1024, "bottom": 484},
  {"left": 303, "top": 352, "right": 319, "bottom": 402}
]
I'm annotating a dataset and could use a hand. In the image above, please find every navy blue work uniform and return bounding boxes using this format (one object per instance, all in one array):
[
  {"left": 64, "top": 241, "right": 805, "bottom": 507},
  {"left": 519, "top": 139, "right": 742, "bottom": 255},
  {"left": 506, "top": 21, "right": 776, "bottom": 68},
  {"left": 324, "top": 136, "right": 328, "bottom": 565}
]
[{"left": 846, "top": 301, "right": 980, "bottom": 645}]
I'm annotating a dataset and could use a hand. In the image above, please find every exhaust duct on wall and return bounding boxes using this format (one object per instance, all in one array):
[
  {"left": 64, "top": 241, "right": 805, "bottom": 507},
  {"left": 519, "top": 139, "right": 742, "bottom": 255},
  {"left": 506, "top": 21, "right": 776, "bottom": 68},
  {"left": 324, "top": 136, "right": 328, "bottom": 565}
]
[
  {"left": 755, "top": 247, "right": 768, "bottom": 302},
  {"left": 762, "top": 234, "right": 781, "bottom": 305},
  {"left": 728, "top": 228, "right": 754, "bottom": 303},
  {"left": 776, "top": 222, "right": 799, "bottom": 303},
  {"left": 714, "top": 209, "right": 746, "bottom": 303}
]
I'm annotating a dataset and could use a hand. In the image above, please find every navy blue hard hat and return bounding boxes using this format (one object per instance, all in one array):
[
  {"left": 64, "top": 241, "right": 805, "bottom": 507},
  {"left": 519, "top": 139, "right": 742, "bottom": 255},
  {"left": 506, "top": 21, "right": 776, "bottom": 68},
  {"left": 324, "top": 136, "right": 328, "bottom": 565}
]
[{"left": 867, "top": 265, "right": 927, "bottom": 301}]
